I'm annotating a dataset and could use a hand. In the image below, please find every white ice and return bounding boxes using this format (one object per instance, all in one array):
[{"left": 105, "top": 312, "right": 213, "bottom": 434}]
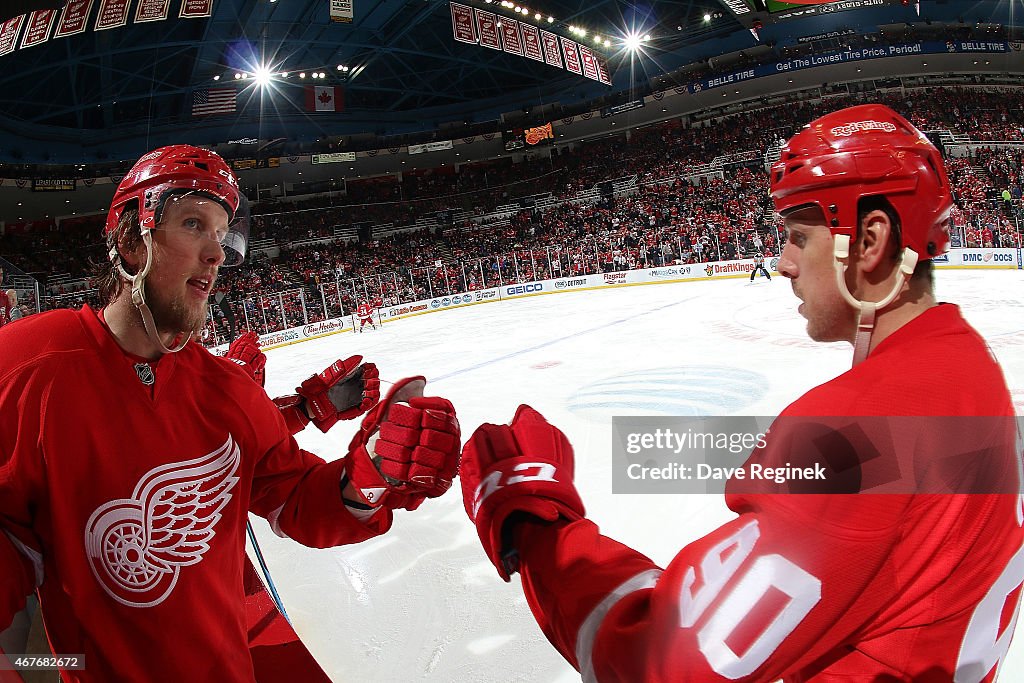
[{"left": 250, "top": 269, "right": 1024, "bottom": 682}]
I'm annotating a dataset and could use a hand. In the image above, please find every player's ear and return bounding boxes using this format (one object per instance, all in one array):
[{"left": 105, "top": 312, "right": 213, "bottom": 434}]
[{"left": 855, "top": 209, "right": 892, "bottom": 274}]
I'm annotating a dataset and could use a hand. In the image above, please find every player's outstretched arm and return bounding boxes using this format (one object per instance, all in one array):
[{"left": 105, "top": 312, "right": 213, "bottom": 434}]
[
  {"left": 222, "top": 332, "right": 380, "bottom": 434},
  {"left": 341, "top": 376, "right": 461, "bottom": 514},
  {"left": 460, "top": 407, "right": 907, "bottom": 682},
  {"left": 273, "top": 356, "right": 381, "bottom": 434},
  {"left": 248, "top": 376, "right": 459, "bottom": 547}
]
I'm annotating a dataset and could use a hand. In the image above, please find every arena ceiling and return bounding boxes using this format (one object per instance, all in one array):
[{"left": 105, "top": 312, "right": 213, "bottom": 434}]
[{"left": 0, "top": 0, "right": 1013, "bottom": 164}]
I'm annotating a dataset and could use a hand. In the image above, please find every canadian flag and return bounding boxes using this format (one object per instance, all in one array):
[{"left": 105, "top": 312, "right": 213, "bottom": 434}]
[{"left": 305, "top": 85, "right": 341, "bottom": 112}]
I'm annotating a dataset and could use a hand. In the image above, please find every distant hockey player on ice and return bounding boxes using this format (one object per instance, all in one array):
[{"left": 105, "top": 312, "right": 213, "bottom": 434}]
[
  {"left": 459, "top": 105, "right": 1023, "bottom": 682},
  {"left": 0, "top": 145, "right": 462, "bottom": 682},
  {"left": 749, "top": 251, "right": 771, "bottom": 281},
  {"left": 357, "top": 300, "right": 377, "bottom": 331}
]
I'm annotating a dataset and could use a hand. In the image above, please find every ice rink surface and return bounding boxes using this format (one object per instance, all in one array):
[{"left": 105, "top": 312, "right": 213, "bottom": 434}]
[{"left": 252, "top": 269, "right": 1024, "bottom": 682}]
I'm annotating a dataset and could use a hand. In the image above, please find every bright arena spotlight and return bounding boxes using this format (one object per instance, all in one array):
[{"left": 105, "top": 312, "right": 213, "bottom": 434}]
[
  {"left": 624, "top": 33, "right": 643, "bottom": 51},
  {"left": 253, "top": 66, "right": 273, "bottom": 87}
]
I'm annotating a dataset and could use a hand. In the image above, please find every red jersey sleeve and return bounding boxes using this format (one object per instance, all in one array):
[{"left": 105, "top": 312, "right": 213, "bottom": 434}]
[
  {"left": 516, "top": 492, "right": 910, "bottom": 683},
  {"left": 231, "top": 369, "right": 393, "bottom": 547},
  {"left": 0, "top": 342, "right": 50, "bottom": 629}
]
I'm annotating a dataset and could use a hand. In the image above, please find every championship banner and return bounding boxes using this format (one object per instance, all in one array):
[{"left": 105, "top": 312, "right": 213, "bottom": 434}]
[
  {"left": 330, "top": 0, "right": 353, "bottom": 23},
  {"left": 179, "top": 0, "right": 213, "bottom": 19},
  {"left": 577, "top": 44, "right": 601, "bottom": 81},
  {"left": 595, "top": 54, "right": 612, "bottom": 85},
  {"left": 521, "top": 23, "right": 543, "bottom": 62},
  {"left": 55, "top": 0, "right": 94, "bottom": 38},
  {"left": 500, "top": 18, "right": 523, "bottom": 56},
  {"left": 475, "top": 10, "right": 500, "bottom": 50},
  {"left": 560, "top": 36, "right": 583, "bottom": 75},
  {"left": 95, "top": 0, "right": 131, "bottom": 30},
  {"left": 540, "top": 30, "right": 562, "bottom": 68},
  {"left": 135, "top": 0, "right": 172, "bottom": 23},
  {"left": 450, "top": 3, "right": 475, "bottom": 44},
  {"left": 21, "top": 10, "right": 56, "bottom": 48},
  {"left": 0, "top": 16, "right": 26, "bottom": 57}
]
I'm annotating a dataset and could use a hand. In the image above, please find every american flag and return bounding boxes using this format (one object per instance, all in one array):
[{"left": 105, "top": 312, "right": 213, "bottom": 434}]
[{"left": 192, "top": 88, "right": 236, "bottom": 116}]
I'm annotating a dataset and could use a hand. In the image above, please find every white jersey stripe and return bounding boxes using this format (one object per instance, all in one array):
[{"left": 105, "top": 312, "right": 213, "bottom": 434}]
[{"left": 577, "top": 568, "right": 662, "bottom": 683}]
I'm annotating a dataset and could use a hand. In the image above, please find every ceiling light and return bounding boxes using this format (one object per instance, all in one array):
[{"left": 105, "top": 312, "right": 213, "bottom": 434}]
[
  {"left": 704, "top": 13, "right": 711, "bottom": 22},
  {"left": 254, "top": 66, "right": 272, "bottom": 87},
  {"left": 213, "top": 75, "right": 220, "bottom": 81}
]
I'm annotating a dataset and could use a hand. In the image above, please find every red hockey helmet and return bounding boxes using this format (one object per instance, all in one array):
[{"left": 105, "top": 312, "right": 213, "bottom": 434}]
[
  {"left": 106, "top": 144, "right": 248, "bottom": 265},
  {"left": 770, "top": 104, "right": 951, "bottom": 259}
]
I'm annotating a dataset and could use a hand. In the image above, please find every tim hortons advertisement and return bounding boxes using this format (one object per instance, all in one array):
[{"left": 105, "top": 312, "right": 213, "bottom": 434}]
[{"left": 301, "top": 318, "right": 351, "bottom": 338}]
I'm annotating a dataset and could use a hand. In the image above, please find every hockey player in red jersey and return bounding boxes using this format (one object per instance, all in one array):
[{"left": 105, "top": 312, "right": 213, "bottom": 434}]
[
  {"left": 0, "top": 145, "right": 461, "bottom": 683},
  {"left": 459, "top": 105, "right": 1024, "bottom": 682},
  {"left": 357, "top": 301, "right": 377, "bottom": 332}
]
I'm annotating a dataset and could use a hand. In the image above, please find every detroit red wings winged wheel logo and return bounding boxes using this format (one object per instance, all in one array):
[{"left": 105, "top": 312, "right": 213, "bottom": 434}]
[{"left": 85, "top": 437, "right": 240, "bottom": 607}]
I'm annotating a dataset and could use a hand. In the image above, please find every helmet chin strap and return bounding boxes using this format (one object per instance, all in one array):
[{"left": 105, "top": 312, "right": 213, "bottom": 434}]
[
  {"left": 109, "top": 229, "right": 191, "bottom": 354},
  {"left": 832, "top": 234, "right": 918, "bottom": 367}
]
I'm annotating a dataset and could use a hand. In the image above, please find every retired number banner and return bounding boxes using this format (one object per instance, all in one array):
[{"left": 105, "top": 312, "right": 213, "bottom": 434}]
[
  {"left": 54, "top": 0, "right": 94, "bottom": 38},
  {"left": 450, "top": 3, "right": 475, "bottom": 44}
]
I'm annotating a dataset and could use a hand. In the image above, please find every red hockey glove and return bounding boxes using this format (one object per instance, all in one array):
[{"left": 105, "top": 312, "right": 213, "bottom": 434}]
[
  {"left": 460, "top": 405, "right": 585, "bottom": 581},
  {"left": 342, "top": 376, "right": 461, "bottom": 512},
  {"left": 225, "top": 331, "right": 266, "bottom": 387},
  {"left": 273, "top": 356, "right": 380, "bottom": 434}
]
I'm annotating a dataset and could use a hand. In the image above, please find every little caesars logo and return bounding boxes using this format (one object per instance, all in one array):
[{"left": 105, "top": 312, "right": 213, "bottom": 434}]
[{"left": 830, "top": 120, "right": 896, "bottom": 137}]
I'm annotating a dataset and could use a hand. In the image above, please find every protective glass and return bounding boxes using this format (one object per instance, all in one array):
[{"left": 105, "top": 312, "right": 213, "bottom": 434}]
[{"left": 151, "top": 187, "right": 250, "bottom": 267}]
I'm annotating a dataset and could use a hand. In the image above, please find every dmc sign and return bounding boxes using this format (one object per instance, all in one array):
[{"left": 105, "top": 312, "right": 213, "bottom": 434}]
[{"left": 506, "top": 283, "right": 543, "bottom": 296}]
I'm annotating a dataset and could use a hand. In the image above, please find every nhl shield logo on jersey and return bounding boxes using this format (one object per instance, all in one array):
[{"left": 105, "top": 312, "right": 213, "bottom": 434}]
[
  {"left": 84, "top": 436, "right": 240, "bottom": 607},
  {"left": 134, "top": 362, "right": 156, "bottom": 386}
]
